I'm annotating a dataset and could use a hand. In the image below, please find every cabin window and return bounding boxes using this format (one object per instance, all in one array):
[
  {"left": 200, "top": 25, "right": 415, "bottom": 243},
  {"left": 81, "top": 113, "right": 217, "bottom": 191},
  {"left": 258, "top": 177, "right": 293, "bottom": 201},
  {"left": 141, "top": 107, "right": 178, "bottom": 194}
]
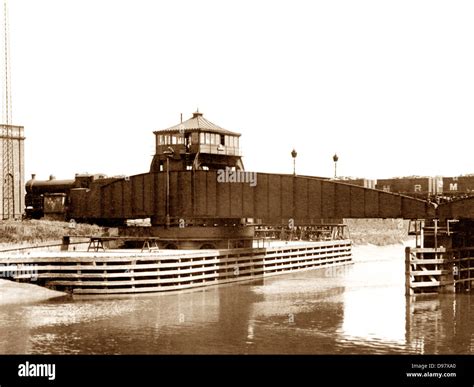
[
  {"left": 220, "top": 135, "right": 225, "bottom": 146},
  {"left": 235, "top": 137, "right": 239, "bottom": 148},
  {"left": 205, "top": 132, "right": 210, "bottom": 144},
  {"left": 200, "top": 132, "right": 205, "bottom": 144}
]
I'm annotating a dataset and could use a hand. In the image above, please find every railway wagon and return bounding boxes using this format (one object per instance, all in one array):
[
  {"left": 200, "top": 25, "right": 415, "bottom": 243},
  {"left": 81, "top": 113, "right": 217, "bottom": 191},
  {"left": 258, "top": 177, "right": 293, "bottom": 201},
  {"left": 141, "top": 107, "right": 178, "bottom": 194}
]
[
  {"left": 442, "top": 175, "right": 474, "bottom": 197},
  {"left": 375, "top": 176, "right": 443, "bottom": 199}
]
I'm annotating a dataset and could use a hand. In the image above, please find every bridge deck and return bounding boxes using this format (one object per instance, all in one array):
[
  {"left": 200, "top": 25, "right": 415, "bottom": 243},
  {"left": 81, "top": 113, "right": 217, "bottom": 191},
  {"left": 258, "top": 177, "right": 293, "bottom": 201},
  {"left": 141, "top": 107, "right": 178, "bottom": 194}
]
[{"left": 69, "top": 172, "right": 433, "bottom": 223}]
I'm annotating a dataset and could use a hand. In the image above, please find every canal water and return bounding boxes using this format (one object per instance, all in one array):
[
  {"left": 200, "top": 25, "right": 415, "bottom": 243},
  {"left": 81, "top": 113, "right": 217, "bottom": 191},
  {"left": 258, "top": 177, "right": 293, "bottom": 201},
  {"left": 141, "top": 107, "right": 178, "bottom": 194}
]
[{"left": 0, "top": 242, "right": 473, "bottom": 354}]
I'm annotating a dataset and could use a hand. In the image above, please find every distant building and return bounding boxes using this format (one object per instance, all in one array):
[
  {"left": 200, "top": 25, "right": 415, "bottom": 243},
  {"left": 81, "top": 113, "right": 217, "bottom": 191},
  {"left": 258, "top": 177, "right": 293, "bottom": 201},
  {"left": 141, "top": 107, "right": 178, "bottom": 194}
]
[{"left": 0, "top": 124, "right": 25, "bottom": 219}]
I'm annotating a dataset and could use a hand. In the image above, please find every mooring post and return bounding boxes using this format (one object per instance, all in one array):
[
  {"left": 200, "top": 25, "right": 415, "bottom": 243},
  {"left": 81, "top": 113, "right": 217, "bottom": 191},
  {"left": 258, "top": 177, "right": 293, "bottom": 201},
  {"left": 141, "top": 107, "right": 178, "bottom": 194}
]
[
  {"left": 405, "top": 246, "right": 414, "bottom": 296},
  {"left": 420, "top": 220, "right": 424, "bottom": 248},
  {"left": 438, "top": 219, "right": 455, "bottom": 294},
  {"left": 61, "top": 236, "right": 70, "bottom": 251}
]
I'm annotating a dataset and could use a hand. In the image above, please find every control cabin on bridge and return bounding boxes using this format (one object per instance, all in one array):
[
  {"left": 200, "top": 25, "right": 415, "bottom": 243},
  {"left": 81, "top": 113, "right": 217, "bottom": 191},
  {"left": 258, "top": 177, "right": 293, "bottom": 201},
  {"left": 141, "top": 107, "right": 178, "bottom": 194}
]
[{"left": 150, "top": 111, "right": 244, "bottom": 173}]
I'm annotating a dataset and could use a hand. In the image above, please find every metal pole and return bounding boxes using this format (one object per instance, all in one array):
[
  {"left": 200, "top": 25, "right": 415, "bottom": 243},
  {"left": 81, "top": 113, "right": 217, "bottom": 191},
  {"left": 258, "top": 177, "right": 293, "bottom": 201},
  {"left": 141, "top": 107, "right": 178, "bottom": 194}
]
[
  {"left": 291, "top": 149, "right": 297, "bottom": 176},
  {"left": 166, "top": 157, "right": 170, "bottom": 228}
]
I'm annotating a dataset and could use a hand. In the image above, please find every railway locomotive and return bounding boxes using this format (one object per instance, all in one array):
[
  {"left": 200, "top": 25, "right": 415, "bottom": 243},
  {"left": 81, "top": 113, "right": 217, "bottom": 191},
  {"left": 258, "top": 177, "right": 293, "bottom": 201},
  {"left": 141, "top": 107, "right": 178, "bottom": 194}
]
[{"left": 25, "top": 173, "right": 113, "bottom": 220}]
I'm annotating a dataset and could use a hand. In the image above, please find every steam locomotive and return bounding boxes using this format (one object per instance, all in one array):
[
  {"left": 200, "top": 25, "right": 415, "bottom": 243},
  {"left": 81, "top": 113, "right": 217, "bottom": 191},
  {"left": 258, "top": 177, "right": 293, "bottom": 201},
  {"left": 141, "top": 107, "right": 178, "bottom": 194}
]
[{"left": 25, "top": 173, "right": 111, "bottom": 220}]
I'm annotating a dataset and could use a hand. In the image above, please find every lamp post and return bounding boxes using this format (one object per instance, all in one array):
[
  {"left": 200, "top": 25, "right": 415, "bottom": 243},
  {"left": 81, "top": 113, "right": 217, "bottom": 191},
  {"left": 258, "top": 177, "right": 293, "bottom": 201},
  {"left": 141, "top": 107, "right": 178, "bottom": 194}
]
[
  {"left": 291, "top": 149, "right": 297, "bottom": 176},
  {"left": 164, "top": 147, "right": 175, "bottom": 228},
  {"left": 333, "top": 153, "right": 339, "bottom": 179}
]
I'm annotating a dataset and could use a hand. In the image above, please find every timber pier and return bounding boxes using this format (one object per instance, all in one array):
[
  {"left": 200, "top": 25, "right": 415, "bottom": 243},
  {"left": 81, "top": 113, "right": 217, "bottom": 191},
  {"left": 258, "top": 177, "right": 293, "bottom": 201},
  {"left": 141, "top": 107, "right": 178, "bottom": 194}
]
[
  {"left": 405, "top": 218, "right": 474, "bottom": 295},
  {"left": 0, "top": 239, "right": 351, "bottom": 294}
]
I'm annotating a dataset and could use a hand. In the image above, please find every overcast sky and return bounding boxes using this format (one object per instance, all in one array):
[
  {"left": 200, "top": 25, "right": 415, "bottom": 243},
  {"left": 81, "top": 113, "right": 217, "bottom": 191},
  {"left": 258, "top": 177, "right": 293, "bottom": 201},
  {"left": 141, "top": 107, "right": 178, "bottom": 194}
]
[{"left": 5, "top": 0, "right": 474, "bottom": 181}]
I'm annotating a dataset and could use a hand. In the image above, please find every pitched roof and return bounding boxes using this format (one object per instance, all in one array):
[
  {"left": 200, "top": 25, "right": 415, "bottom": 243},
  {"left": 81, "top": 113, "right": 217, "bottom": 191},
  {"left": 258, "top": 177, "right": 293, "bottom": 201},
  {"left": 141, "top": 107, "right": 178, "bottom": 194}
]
[{"left": 154, "top": 112, "right": 241, "bottom": 136}]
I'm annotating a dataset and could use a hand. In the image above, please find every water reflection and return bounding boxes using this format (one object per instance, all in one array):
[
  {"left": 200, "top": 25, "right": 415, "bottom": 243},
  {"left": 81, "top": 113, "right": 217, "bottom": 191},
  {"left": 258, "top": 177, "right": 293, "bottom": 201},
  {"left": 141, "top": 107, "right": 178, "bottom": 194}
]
[
  {"left": 0, "top": 244, "right": 473, "bottom": 354},
  {"left": 340, "top": 245, "right": 407, "bottom": 351},
  {"left": 405, "top": 293, "right": 474, "bottom": 354}
]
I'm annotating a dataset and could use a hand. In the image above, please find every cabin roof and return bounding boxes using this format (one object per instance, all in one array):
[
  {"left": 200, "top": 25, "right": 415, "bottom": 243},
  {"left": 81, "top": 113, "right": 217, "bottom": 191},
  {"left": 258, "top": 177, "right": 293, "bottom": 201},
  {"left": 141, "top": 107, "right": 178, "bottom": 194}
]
[{"left": 154, "top": 112, "right": 241, "bottom": 136}]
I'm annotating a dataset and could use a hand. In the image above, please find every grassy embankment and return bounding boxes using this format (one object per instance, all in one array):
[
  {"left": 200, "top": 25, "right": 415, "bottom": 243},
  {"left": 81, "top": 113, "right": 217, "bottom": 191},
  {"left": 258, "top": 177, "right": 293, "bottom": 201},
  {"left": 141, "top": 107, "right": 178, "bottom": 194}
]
[
  {"left": 343, "top": 218, "right": 411, "bottom": 246},
  {"left": 0, "top": 218, "right": 410, "bottom": 249},
  {"left": 0, "top": 220, "right": 104, "bottom": 248}
]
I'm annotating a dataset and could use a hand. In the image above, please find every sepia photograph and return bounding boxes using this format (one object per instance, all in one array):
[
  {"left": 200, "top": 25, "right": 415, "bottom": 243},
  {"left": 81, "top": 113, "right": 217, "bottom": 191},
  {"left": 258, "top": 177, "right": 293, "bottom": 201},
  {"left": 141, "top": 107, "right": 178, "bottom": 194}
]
[{"left": 0, "top": 0, "right": 473, "bottom": 385}]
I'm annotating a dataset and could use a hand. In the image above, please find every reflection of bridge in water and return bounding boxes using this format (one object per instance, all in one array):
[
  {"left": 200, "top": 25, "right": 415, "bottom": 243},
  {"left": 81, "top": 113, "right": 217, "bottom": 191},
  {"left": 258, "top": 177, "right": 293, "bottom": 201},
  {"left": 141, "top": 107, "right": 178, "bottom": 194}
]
[{"left": 1, "top": 244, "right": 473, "bottom": 355}]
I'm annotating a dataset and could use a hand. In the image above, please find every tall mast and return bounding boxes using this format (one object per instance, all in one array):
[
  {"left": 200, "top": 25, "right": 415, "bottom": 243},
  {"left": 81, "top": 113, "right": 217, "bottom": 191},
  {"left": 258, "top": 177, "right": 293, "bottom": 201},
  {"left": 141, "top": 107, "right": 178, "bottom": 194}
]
[{"left": 2, "top": 0, "right": 13, "bottom": 219}]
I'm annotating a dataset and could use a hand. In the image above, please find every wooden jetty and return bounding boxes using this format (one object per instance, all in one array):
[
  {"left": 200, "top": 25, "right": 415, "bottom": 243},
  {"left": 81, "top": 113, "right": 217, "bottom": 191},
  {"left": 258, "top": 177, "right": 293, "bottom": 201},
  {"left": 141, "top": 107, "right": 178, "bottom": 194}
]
[{"left": 405, "top": 220, "right": 474, "bottom": 295}]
